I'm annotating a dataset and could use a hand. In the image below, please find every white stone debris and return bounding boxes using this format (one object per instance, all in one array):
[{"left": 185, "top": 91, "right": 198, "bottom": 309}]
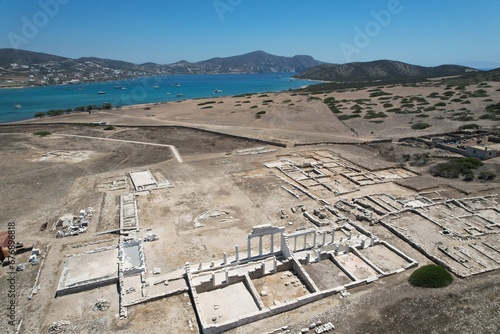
[
  {"left": 93, "top": 299, "right": 110, "bottom": 311},
  {"left": 48, "top": 320, "right": 70, "bottom": 332}
]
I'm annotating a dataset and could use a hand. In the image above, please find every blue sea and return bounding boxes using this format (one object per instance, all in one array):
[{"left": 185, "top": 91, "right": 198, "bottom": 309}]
[{"left": 0, "top": 73, "right": 318, "bottom": 123}]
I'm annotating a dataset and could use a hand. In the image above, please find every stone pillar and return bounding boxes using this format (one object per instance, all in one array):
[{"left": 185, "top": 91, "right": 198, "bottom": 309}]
[
  {"left": 331, "top": 228, "right": 335, "bottom": 243},
  {"left": 270, "top": 234, "right": 274, "bottom": 254},
  {"left": 306, "top": 252, "right": 311, "bottom": 264},
  {"left": 361, "top": 239, "right": 366, "bottom": 249},
  {"left": 370, "top": 235, "right": 375, "bottom": 247},
  {"left": 212, "top": 272, "right": 216, "bottom": 287},
  {"left": 210, "top": 260, "right": 215, "bottom": 268},
  {"left": 247, "top": 237, "right": 251, "bottom": 258},
  {"left": 198, "top": 263, "right": 202, "bottom": 270},
  {"left": 313, "top": 232, "right": 317, "bottom": 247},
  {"left": 235, "top": 245, "right": 239, "bottom": 262},
  {"left": 322, "top": 232, "right": 326, "bottom": 246},
  {"left": 223, "top": 252, "right": 227, "bottom": 265},
  {"left": 273, "top": 256, "right": 277, "bottom": 272},
  {"left": 293, "top": 237, "right": 297, "bottom": 252},
  {"left": 345, "top": 244, "right": 350, "bottom": 254},
  {"left": 259, "top": 235, "right": 263, "bottom": 256},
  {"left": 303, "top": 236, "right": 307, "bottom": 249},
  {"left": 225, "top": 269, "right": 229, "bottom": 283},
  {"left": 334, "top": 244, "right": 339, "bottom": 256},
  {"left": 349, "top": 230, "right": 352, "bottom": 240},
  {"left": 261, "top": 261, "right": 266, "bottom": 274},
  {"left": 317, "top": 249, "right": 321, "bottom": 262}
]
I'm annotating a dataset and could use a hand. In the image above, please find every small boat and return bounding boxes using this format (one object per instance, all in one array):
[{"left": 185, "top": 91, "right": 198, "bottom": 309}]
[
  {"left": 166, "top": 92, "right": 171, "bottom": 95},
  {"left": 121, "top": 87, "right": 127, "bottom": 90},
  {"left": 213, "top": 89, "right": 223, "bottom": 94},
  {"left": 98, "top": 91, "right": 106, "bottom": 95},
  {"left": 113, "top": 85, "right": 121, "bottom": 89},
  {"left": 176, "top": 93, "right": 184, "bottom": 97},
  {"left": 14, "top": 104, "right": 21, "bottom": 109},
  {"left": 175, "top": 84, "right": 181, "bottom": 87},
  {"left": 153, "top": 85, "right": 160, "bottom": 89}
]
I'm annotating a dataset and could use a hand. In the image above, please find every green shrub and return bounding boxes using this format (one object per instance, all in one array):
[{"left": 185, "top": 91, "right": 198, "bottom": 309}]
[
  {"left": 103, "top": 126, "right": 115, "bottom": 131},
  {"left": 458, "top": 124, "right": 481, "bottom": 130},
  {"left": 364, "top": 111, "right": 387, "bottom": 119},
  {"left": 201, "top": 106, "right": 213, "bottom": 109},
  {"left": 197, "top": 101, "right": 217, "bottom": 106},
  {"left": 411, "top": 122, "right": 431, "bottom": 130},
  {"left": 434, "top": 102, "right": 446, "bottom": 107},
  {"left": 478, "top": 171, "right": 497, "bottom": 182},
  {"left": 369, "top": 91, "right": 392, "bottom": 97},
  {"left": 409, "top": 264, "right": 453, "bottom": 288},
  {"left": 34, "top": 112, "right": 46, "bottom": 118},
  {"left": 255, "top": 110, "right": 266, "bottom": 118},
  {"left": 423, "top": 106, "right": 436, "bottom": 111},
  {"left": 33, "top": 131, "right": 51, "bottom": 137},
  {"left": 338, "top": 114, "right": 361, "bottom": 121},
  {"left": 429, "top": 157, "right": 483, "bottom": 178},
  {"left": 250, "top": 105, "right": 258, "bottom": 109}
]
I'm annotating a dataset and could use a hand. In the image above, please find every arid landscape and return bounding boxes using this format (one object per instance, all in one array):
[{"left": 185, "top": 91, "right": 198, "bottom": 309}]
[{"left": 1, "top": 79, "right": 499, "bottom": 334}]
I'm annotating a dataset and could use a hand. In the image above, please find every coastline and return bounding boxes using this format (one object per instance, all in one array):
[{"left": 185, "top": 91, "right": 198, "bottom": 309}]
[{"left": 0, "top": 73, "right": 320, "bottom": 125}]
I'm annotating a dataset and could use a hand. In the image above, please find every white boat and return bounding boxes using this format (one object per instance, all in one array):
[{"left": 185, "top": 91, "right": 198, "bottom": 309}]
[
  {"left": 14, "top": 104, "right": 21, "bottom": 109},
  {"left": 213, "top": 89, "right": 223, "bottom": 94},
  {"left": 98, "top": 91, "right": 106, "bottom": 95}
]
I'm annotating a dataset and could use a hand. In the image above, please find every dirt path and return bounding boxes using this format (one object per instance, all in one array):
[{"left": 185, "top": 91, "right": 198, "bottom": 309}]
[{"left": 53, "top": 133, "right": 184, "bottom": 163}]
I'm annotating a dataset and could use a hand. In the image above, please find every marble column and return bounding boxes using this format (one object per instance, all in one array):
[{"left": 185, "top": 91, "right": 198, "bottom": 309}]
[
  {"left": 235, "top": 245, "right": 239, "bottom": 262},
  {"left": 258, "top": 235, "right": 263, "bottom": 256},
  {"left": 247, "top": 237, "right": 251, "bottom": 258}
]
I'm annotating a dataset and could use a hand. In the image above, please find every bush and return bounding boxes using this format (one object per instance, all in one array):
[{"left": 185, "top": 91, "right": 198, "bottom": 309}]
[
  {"left": 369, "top": 91, "right": 392, "bottom": 97},
  {"left": 409, "top": 264, "right": 453, "bottom": 288},
  {"left": 103, "top": 126, "right": 115, "bottom": 131},
  {"left": 458, "top": 124, "right": 481, "bottom": 130},
  {"left": 429, "top": 157, "right": 483, "bottom": 179},
  {"left": 255, "top": 110, "right": 266, "bottom": 118},
  {"left": 411, "top": 122, "right": 431, "bottom": 130},
  {"left": 434, "top": 102, "right": 446, "bottom": 107},
  {"left": 364, "top": 111, "right": 387, "bottom": 119},
  {"left": 338, "top": 114, "right": 361, "bottom": 121},
  {"left": 34, "top": 112, "right": 46, "bottom": 118},
  {"left": 478, "top": 171, "right": 496, "bottom": 182},
  {"left": 33, "top": 131, "right": 51, "bottom": 137}
]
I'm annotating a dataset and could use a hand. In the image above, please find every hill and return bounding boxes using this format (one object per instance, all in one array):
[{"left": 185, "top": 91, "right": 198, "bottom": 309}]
[
  {"left": 0, "top": 49, "right": 324, "bottom": 87},
  {"left": 294, "top": 60, "right": 477, "bottom": 82}
]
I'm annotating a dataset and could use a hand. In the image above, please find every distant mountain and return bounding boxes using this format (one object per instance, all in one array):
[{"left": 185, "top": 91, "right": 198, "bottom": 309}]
[
  {"left": 442, "top": 67, "right": 500, "bottom": 85},
  {"left": 0, "top": 49, "right": 324, "bottom": 87},
  {"left": 294, "top": 60, "right": 478, "bottom": 82},
  {"left": 457, "top": 61, "right": 500, "bottom": 71}
]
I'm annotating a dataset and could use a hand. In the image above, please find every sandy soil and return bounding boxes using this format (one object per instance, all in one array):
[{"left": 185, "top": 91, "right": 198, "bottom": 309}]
[{"left": 0, "top": 80, "right": 499, "bottom": 334}]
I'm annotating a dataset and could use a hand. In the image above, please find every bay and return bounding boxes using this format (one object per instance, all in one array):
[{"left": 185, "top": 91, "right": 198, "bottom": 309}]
[{"left": 0, "top": 73, "right": 318, "bottom": 123}]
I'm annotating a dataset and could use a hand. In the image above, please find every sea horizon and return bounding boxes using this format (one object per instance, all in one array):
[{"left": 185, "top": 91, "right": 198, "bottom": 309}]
[{"left": 0, "top": 73, "right": 319, "bottom": 124}]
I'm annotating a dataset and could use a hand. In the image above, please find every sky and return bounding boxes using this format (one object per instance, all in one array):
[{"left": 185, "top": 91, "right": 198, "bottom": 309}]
[{"left": 0, "top": 0, "right": 499, "bottom": 67}]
